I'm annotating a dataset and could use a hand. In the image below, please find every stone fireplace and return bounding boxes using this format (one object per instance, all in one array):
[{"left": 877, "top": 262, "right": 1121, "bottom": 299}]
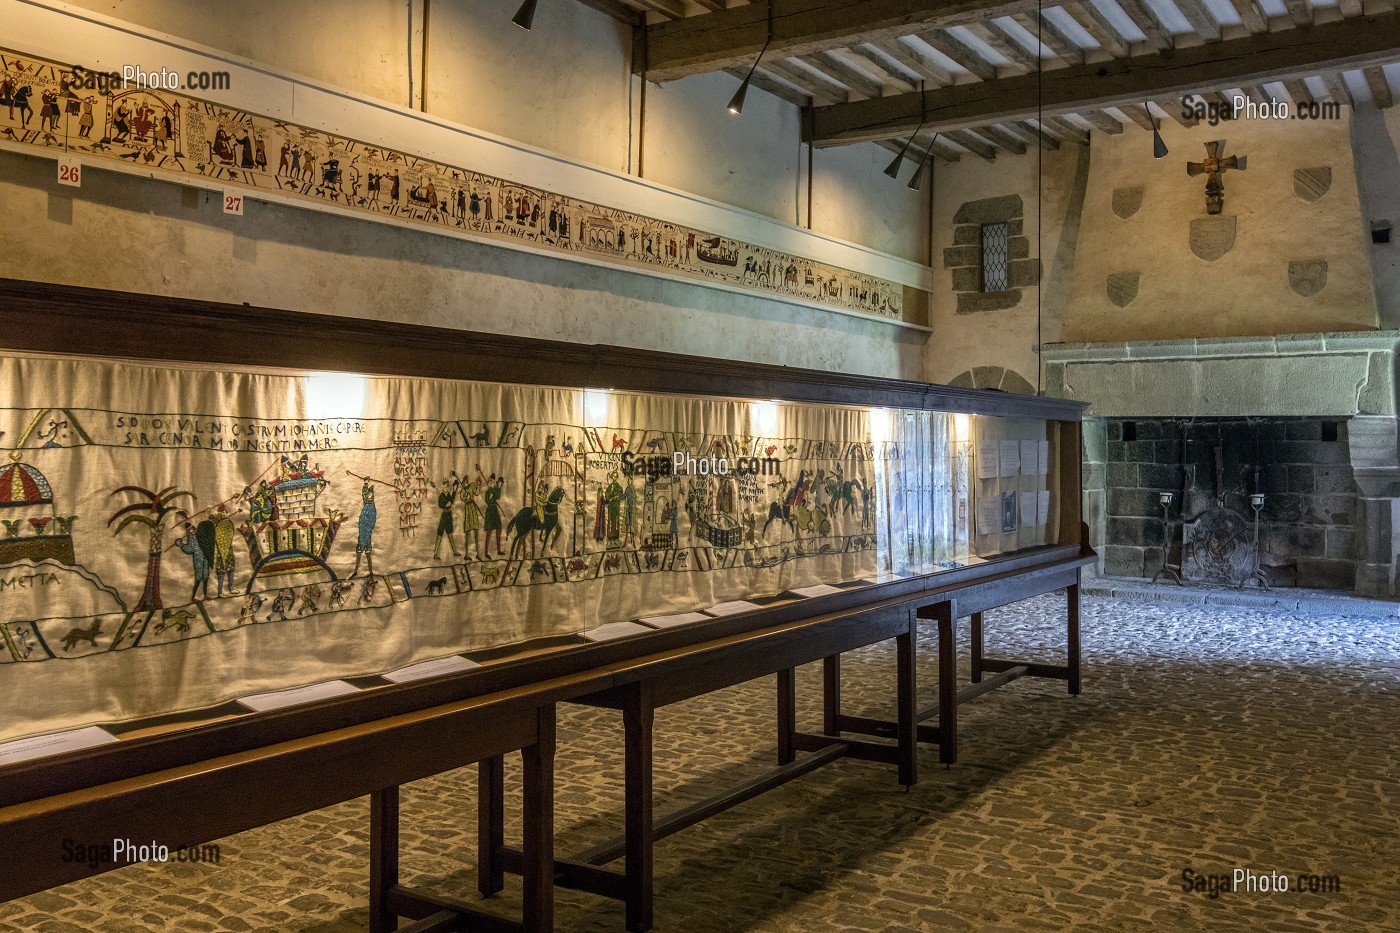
[{"left": 1044, "top": 332, "right": 1400, "bottom": 598}]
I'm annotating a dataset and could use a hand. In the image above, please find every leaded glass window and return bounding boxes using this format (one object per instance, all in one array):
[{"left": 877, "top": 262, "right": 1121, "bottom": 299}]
[{"left": 981, "top": 222, "right": 1009, "bottom": 292}]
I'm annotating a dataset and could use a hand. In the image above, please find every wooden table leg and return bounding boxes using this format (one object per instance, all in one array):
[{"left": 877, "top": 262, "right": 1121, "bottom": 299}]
[
  {"left": 478, "top": 754, "right": 505, "bottom": 897},
  {"left": 896, "top": 613, "right": 917, "bottom": 787},
  {"left": 822, "top": 655, "right": 841, "bottom": 736},
  {"left": 776, "top": 668, "right": 796, "bottom": 766},
  {"left": 1067, "top": 579, "right": 1081, "bottom": 697},
  {"left": 935, "top": 600, "right": 958, "bottom": 766},
  {"left": 623, "top": 684, "right": 655, "bottom": 933},
  {"left": 522, "top": 706, "right": 556, "bottom": 933},
  {"left": 369, "top": 786, "right": 399, "bottom": 933},
  {"left": 969, "top": 611, "right": 984, "bottom": 684}
]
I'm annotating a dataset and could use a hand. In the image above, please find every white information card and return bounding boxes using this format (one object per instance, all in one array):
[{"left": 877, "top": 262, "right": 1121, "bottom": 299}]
[
  {"left": 0, "top": 726, "right": 118, "bottom": 767},
  {"left": 237, "top": 680, "right": 359, "bottom": 712}
]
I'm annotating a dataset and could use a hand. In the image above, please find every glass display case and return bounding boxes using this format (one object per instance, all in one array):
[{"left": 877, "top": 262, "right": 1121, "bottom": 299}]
[{"left": 0, "top": 312, "right": 1082, "bottom": 756}]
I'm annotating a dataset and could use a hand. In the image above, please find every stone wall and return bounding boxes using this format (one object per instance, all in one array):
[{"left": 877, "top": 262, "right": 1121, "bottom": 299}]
[{"left": 1102, "top": 417, "right": 1359, "bottom": 590}]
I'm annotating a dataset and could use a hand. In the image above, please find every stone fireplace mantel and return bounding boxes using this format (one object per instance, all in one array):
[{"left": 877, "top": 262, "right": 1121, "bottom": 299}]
[{"left": 1043, "top": 331, "right": 1400, "bottom": 419}]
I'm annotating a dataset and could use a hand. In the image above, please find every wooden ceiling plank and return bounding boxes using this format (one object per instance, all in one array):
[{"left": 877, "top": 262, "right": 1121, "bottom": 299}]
[
  {"left": 1282, "top": 77, "right": 1315, "bottom": 104},
  {"left": 1339, "top": 0, "right": 1365, "bottom": 16},
  {"left": 1113, "top": 0, "right": 1175, "bottom": 52},
  {"left": 1364, "top": 65, "right": 1395, "bottom": 108},
  {"left": 1013, "top": 119, "right": 1061, "bottom": 148},
  {"left": 645, "top": 0, "right": 1042, "bottom": 81},
  {"left": 1173, "top": 0, "right": 1223, "bottom": 42},
  {"left": 768, "top": 59, "right": 850, "bottom": 103},
  {"left": 1283, "top": 0, "right": 1314, "bottom": 26},
  {"left": 1117, "top": 103, "right": 1158, "bottom": 130},
  {"left": 1321, "top": 71, "right": 1355, "bottom": 107},
  {"left": 725, "top": 65, "right": 815, "bottom": 107},
  {"left": 870, "top": 38, "right": 956, "bottom": 85},
  {"left": 1225, "top": 0, "right": 1269, "bottom": 34},
  {"left": 1010, "top": 12, "right": 1087, "bottom": 65},
  {"left": 967, "top": 21, "right": 1040, "bottom": 70},
  {"left": 844, "top": 45, "right": 921, "bottom": 92},
  {"left": 1080, "top": 109, "right": 1126, "bottom": 134},
  {"left": 691, "top": 0, "right": 729, "bottom": 12},
  {"left": 810, "top": 11, "right": 1400, "bottom": 144},
  {"left": 945, "top": 127, "right": 999, "bottom": 159},
  {"left": 1063, "top": 2, "right": 1131, "bottom": 58},
  {"left": 798, "top": 51, "right": 887, "bottom": 99},
  {"left": 1158, "top": 97, "right": 1198, "bottom": 126},
  {"left": 972, "top": 123, "right": 1029, "bottom": 153},
  {"left": 916, "top": 28, "right": 1001, "bottom": 81},
  {"left": 1043, "top": 114, "right": 1091, "bottom": 144}
]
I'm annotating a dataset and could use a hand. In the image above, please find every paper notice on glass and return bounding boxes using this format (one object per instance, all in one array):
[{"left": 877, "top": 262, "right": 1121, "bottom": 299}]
[
  {"left": 0, "top": 726, "right": 118, "bottom": 767},
  {"left": 1020, "top": 492, "right": 1037, "bottom": 527},
  {"left": 999, "top": 440, "right": 1021, "bottom": 477},
  {"left": 976, "top": 441, "right": 999, "bottom": 479},
  {"left": 791, "top": 584, "right": 846, "bottom": 597},
  {"left": 1037, "top": 490, "right": 1052, "bottom": 525},
  {"left": 238, "top": 680, "right": 359, "bottom": 712},
  {"left": 582, "top": 621, "right": 653, "bottom": 641},
  {"left": 384, "top": 655, "right": 481, "bottom": 684},
  {"left": 641, "top": 611, "right": 711, "bottom": 629},
  {"left": 705, "top": 600, "right": 764, "bottom": 616},
  {"left": 1020, "top": 440, "right": 1038, "bottom": 475},
  {"left": 977, "top": 498, "right": 1002, "bottom": 535},
  {"left": 1038, "top": 440, "right": 1051, "bottom": 475}
]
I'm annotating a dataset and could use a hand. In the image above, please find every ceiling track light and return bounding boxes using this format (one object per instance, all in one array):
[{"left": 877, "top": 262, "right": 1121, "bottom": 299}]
[
  {"left": 728, "top": 0, "right": 773, "bottom": 115},
  {"left": 512, "top": 0, "right": 538, "bottom": 31},
  {"left": 884, "top": 81, "right": 927, "bottom": 178},
  {"left": 907, "top": 133, "right": 937, "bottom": 190}
]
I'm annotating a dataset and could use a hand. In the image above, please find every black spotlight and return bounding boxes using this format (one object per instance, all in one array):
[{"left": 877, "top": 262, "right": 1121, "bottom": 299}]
[{"left": 513, "top": 0, "right": 538, "bottom": 30}]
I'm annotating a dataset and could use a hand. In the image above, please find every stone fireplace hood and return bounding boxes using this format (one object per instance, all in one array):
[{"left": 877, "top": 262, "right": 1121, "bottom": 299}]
[{"left": 1044, "top": 332, "right": 1400, "bottom": 597}]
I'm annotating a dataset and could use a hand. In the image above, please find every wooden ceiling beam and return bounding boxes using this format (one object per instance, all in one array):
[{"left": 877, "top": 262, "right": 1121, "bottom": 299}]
[
  {"left": 944, "top": 128, "right": 999, "bottom": 159},
  {"left": 1064, "top": 2, "right": 1130, "bottom": 59},
  {"left": 768, "top": 60, "right": 850, "bottom": 103},
  {"left": 966, "top": 21, "right": 1039, "bottom": 71},
  {"left": 1079, "top": 109, "right": 1125, "bottom": 134},
  {"left": 1283, "top": 0, "right": 1314, "bottom": 27},
  {"left": 1012, "top": 119, "right": 1060, "bottom": 148},
  {"left": 692, "top": 0, "right": 728, "bottom": 12},
  {"left": 1364, "top": 66, "right": 1395, "bottom": 108},
  {"left": 1042, "top": 114, "right": 1090, "bottom": 145},
  {"left": 1174, "top": 0, "right": 1223, "bottom": 42},
  {"left": 869, "top": 38, "right": 955, "bottom": 86},
  {"left": 972, "top": 123, "right": 1028, "bottom": 153},
  {"left": 1283, "top": 77, "right": 1315, "bottom": 105},
  {"left": 844, "top": 45, "right": 920, "bottom": 92},
  {"left": 1226, "top": 0, "right": 1269, "bottom": 34},
  {"left": 1321, "top": 72, "right": 1355, "bottom": 107},
  {"left": 643, "top": 0, "right": 1039, "bottom": 81},
  {"left": 725, "top": 66, "right": 815, "bottom": 107},
  {"left": 798, "top": 51, "right": 886, "bottom": 99},
  {"left": 1339, "top": 0, "right": 1365, "bottom": 16},
  {"left": 1113, "top": 0, "right": 1174, "bottom": 52},
  {"left": 810, "top": 11, "right": 1400, "bottom": 145},
  {"left": 1117, "top": 103, "right": 1157, "bottom": 130},
  {"left": 1010, "top": 12, "right": 1086, "bottom": 66},
  {"left": 915, "top": 29, "right": 1000, "bottom": 81}
]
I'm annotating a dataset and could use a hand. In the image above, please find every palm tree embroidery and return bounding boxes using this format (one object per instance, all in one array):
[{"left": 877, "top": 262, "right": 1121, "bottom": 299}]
[{"left": 108, "top": 485, "right": 196, "bottom": 612}]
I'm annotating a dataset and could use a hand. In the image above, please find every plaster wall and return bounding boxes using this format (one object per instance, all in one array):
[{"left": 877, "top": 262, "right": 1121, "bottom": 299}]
[
  {"left": 923, "top": 144, "right": 1084, "bottom": 390},
  {"left": 1, "top": 149, "right": 925, "bottom": 378},
  {"left": 1063, "top": 112, "right": 1378, "bottom": 342},
  {"left": 1351, "top": 105, "right": 1400, "bottom": 330}
]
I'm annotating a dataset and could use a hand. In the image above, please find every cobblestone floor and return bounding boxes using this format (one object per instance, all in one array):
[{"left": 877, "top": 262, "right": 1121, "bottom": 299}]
[{"left": 3, "top": 594, "right": 1397, "bottom": 932}]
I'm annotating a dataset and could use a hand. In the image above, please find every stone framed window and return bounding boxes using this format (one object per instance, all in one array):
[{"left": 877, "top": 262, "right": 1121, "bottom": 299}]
[
  {"left": 981, "top": 222, "right": 1009, "bottom": 292},
  {"left": 944, "top": 195, "right": 1040, "bottom": 314}
]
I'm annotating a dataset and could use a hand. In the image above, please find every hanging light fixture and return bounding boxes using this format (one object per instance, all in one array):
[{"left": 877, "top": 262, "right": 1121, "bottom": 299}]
[
  {"left": 512, "top": 0, "right": 538, "bottom": 30},
  {"left": 1148, "top": 99, "right": 1168, "bottom": 158},
  {"left": 728, "top": 0, "right": 773, "bottom": 114},
  {"left": 907, "top": 133, "right": 938, "bottom": 190},
  {"left": 883, "top": 81, "right": 927, "bottom": 178}
]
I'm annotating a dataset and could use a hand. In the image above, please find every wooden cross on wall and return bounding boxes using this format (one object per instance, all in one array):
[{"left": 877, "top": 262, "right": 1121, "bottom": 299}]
[{"left": 1187, "top": 140, "right": 1247, "bottom": 215}]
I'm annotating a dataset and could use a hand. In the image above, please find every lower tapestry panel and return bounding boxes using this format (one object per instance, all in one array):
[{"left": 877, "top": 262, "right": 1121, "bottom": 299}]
[{"left": 0, "top": 352, "right": 961, "bottom": 740}]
